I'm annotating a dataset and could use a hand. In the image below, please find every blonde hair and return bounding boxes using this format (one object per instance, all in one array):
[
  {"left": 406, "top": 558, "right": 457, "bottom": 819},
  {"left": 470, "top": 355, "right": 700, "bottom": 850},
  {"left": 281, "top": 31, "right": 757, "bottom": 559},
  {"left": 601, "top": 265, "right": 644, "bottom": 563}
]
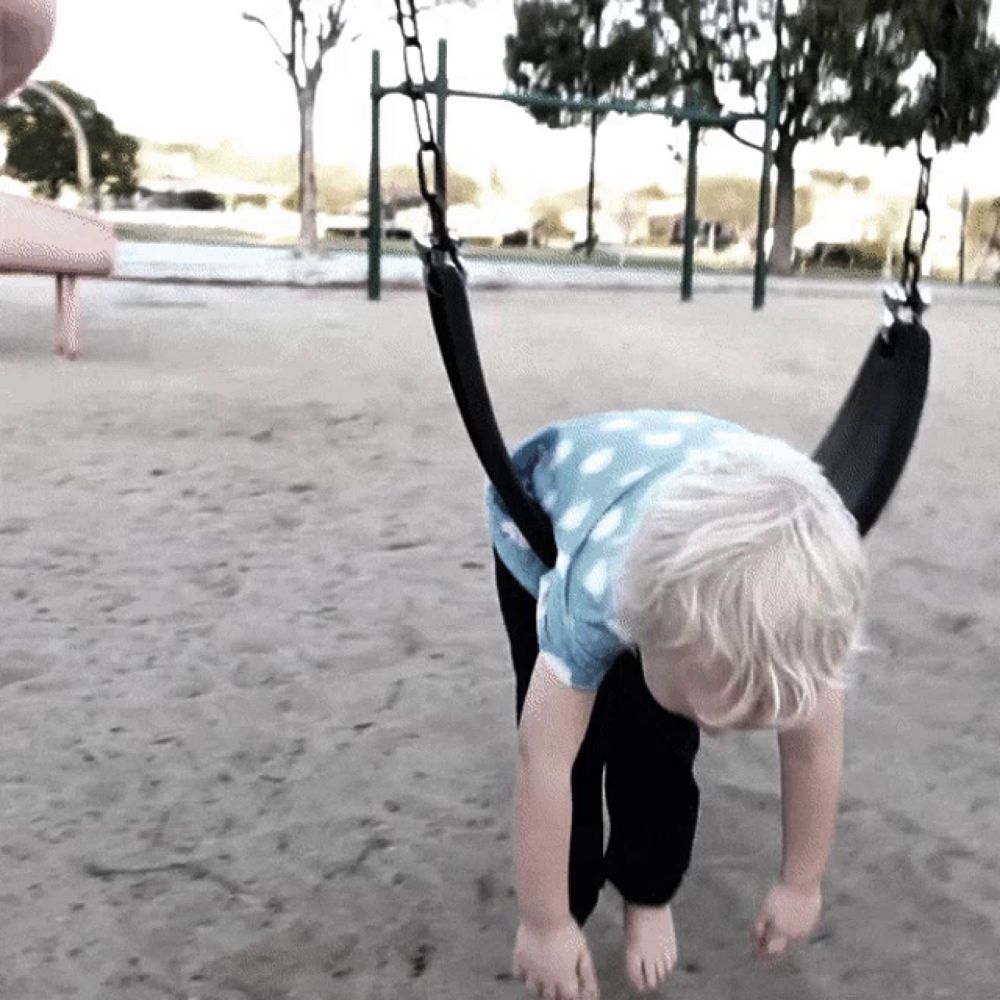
[{"left": 613, "top": 431, "right": 870, "bottom": 730}]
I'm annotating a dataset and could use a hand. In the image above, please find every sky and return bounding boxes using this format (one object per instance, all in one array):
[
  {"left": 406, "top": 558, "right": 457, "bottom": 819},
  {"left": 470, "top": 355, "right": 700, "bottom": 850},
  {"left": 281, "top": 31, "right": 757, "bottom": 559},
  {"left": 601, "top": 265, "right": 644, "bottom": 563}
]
[{"left": 26, "top": 0, "right": 1000, "bottom": 205}]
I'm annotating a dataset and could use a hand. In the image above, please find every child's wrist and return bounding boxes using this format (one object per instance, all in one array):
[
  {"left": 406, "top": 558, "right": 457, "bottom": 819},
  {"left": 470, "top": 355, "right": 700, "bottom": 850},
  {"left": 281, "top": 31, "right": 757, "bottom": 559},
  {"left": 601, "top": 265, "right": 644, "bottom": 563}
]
[{"left": 778, "top": 871, "right": 823, "bottom": 892}]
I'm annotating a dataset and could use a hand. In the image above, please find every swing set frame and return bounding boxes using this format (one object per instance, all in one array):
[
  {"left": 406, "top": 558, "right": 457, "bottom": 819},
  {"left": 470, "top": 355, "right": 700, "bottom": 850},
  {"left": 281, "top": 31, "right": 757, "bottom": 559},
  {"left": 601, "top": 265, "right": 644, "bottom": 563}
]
[{"left": 368, "top": 36, "right": 781, "bottom": 307}]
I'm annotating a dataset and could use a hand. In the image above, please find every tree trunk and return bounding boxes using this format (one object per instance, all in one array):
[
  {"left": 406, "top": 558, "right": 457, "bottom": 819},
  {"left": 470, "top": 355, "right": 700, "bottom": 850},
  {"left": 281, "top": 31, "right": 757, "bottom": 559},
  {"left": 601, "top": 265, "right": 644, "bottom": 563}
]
[
  {"left": 298, "top": 88, "right": 319, "bottom": 254},
  {"left": 585, "top": 110, "right": 599, "bottom": 257},
  {"left": 769, "top": 130, "right": 797, "bottom": 276}
]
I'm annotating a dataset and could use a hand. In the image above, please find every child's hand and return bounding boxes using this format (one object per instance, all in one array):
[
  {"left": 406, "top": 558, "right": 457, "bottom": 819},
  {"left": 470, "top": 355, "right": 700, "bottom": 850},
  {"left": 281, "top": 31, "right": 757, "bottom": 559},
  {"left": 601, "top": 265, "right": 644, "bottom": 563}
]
[
  {"left": 513, "top": 917, "right": 600, "bottom": 1000},
  {"left": 751, "top": 881, "right": 822, "bottom": 958}
]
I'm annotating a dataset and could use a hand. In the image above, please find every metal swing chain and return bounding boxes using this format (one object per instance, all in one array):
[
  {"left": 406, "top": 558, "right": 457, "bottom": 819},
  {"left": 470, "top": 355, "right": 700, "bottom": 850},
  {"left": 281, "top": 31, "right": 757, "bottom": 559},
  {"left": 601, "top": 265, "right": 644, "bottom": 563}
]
[
  {"left": 391, "top": 0, "right": 464, "bottom": 273},
  {"left": 888, "top": 0, "right": 959, "bottom": 333}
]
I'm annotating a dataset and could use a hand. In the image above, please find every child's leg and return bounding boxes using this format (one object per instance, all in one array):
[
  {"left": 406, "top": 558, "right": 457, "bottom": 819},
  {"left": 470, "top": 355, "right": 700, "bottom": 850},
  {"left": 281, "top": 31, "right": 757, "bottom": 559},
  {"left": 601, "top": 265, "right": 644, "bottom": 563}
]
[
  {"left": 492, "top": 551, "right": 607, "bottom": 925},
  {"left": 601, "top": 653, "right": 701, "bottom": 907}
]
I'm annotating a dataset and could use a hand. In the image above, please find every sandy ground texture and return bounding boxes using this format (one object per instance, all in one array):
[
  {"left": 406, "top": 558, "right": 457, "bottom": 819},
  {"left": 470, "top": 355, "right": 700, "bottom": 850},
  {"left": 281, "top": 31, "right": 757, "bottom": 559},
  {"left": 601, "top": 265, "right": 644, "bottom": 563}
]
[{"left": 1, "top": 274, "right": 999, "bottom": 1000}]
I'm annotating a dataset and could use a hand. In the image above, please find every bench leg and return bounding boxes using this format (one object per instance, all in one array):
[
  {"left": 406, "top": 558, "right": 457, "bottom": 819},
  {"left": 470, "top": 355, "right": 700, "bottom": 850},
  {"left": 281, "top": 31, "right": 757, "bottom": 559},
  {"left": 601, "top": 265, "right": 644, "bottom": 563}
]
[{"left": 55, "top": 274, "right": 81, "bottom": 359}]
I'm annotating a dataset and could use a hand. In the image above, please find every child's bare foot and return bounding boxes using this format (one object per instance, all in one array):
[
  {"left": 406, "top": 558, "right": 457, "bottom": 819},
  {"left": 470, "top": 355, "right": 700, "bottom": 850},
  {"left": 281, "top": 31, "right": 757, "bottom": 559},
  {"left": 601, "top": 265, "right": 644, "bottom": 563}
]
[{"left": 623, "top": 901, "right": 677, "bottom": 994}]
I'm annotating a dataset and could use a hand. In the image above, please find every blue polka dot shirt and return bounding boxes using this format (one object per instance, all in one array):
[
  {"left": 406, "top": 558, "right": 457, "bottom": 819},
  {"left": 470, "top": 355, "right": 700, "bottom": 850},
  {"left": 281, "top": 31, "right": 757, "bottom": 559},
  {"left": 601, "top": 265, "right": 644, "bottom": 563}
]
[{"left": 486, "top": 410, "right": 751, "bottom": 691}]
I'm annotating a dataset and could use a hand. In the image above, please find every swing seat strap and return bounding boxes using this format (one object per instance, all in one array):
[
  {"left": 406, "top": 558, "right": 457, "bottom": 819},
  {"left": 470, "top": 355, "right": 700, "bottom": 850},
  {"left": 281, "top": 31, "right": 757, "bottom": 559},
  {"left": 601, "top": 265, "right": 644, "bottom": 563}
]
[{"left": 420, "top": 244, "right": 559, "bottom": 567}]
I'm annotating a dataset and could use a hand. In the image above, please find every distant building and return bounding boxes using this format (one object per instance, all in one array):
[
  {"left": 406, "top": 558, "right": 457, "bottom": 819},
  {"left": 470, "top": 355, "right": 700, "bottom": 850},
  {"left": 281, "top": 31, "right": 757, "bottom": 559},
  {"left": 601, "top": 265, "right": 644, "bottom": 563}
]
[{"left": 130, "top": 177, "right": 290, "bottom": 212}]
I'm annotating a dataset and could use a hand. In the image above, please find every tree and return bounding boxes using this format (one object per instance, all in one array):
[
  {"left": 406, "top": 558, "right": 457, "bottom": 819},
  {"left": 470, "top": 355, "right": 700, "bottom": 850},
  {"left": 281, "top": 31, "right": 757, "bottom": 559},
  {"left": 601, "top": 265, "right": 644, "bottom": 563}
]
[
  {"left": 968, "top": 196, "right": 1000, "bottom": 280},
  {"left": 0, "top": 81, "right": 138, "bottom": 203},
  {"left": 697, "top": 175, "right": 768, "bottom": 235},
  {"left": 769, "top": 0, "right": 1000, "bottom": 274},
  {"left": 243, "top": 0, "right": 474, "bottom": 255},
  {"left": 505, "top": 1, "right": 660, "bottom": 256},
  {"left": 641, "top": 0, "right": 1000, "bottom": 274},
  {"left": 242, "top": 1, "right": 348, "bottom": 254},
  {"left": 530, "top": 195, "right": 575, "bottom": 246}
]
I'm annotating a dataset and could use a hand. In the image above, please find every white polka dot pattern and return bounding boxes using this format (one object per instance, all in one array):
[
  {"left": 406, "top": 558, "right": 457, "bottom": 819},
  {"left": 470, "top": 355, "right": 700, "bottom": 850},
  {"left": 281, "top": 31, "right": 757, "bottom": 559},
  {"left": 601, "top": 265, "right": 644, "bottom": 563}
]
[
  {"left": 600, "top": 416, "right": 640, "bottom": 431},
  {"left": 580, "top": 447, "right": 615, "bottom": 475},
  {"left": 643, "top": 431, "right": 684, "bottom": 448},
  {"left": 556, "top": 551, "right": 571, "bottom": 577},
  {"left": 590, "top": 507, "right": 623, "bottom": 540},
  {"left": 552, "top": 439, "right": 575, "bottom": 466},
  {"left": 583, "top": 560, "right": 608, "bottom": 598},
  {"left": 500, "top": 519, "right": 530, "bottom": 550},
  {"left": 486, "top": 410, "right": 751, "bottom": 692},
  {"left": 559, "top": 499, "right": 592, "bottom": 532},
  {"left": 618, "top": 466, "right": 652, "bottom": 488}
]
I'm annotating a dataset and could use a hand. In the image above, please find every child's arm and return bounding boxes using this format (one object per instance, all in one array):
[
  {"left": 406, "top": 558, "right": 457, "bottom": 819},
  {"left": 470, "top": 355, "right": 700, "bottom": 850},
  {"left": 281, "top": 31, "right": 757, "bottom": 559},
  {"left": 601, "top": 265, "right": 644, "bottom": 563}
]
[
  {"left": 777, "top": 685, "right": 845, "bottom": 887},
  {"left": 752, "top": 686, "right": 845, "bottom": 957},
  {"left": 512, "top": 654, "right": 600, "bottom": 999}
]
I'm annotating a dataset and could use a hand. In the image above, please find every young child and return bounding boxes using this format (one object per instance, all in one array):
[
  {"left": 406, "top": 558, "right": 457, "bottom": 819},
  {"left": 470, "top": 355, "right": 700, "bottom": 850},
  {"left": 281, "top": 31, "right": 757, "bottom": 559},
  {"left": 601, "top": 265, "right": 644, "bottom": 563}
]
[{"left": 486, "top": 409, "right": 869, "bottom": 999}]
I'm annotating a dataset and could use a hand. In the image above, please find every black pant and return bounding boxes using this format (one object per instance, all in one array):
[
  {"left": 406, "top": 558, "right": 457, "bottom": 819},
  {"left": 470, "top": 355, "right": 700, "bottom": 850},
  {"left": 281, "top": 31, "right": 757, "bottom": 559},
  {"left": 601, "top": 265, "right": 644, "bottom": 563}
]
[{"left": 493, "top": 551, "right": 701, "bottom": 926}]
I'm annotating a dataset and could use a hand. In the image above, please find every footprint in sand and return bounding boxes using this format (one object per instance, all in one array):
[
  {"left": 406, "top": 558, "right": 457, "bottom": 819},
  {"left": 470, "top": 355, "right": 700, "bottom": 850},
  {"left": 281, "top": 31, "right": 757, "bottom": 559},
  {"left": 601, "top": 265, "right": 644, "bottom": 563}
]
[
  {"left": 190, "top": 565, "right": 243, "bottom": 600},
  {"left": 231, "top": 658, "right": 292, "bottom": 690},
  {"left": 0, "top": 653, "right": 52, "bottom": 688},
  {"left": 205, "top": 926, "right": 360, "bottom": 994}
]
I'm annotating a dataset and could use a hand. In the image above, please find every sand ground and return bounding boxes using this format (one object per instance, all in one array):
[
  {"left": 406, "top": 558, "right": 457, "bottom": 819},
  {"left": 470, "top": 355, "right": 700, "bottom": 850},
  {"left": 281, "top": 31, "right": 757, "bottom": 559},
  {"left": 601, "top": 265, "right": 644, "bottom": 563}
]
[{"left": 1, "top": 274, "right": 998, "bottom": 1000}]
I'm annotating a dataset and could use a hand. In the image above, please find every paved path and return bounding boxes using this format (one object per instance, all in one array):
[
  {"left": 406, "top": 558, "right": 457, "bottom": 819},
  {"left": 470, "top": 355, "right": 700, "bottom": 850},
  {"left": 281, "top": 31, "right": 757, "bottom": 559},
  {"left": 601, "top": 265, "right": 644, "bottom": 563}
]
[{"left": 113, "top": 240, "right": 1000, "bottom": 307}]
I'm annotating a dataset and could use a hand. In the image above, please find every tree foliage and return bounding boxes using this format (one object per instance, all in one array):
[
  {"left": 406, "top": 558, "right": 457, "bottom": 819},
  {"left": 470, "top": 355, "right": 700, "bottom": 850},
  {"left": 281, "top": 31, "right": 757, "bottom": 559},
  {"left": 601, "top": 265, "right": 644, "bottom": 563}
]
[
  {"left": 637, "top": 1, "right": 1000, "bottom": 271},
  {"left": 504, "top": 1, "right": 661, "bottom": 126},
  {"left": 244, "top": 0, "right": 478, "bottom": 252},
  {"left": 504, "top": 1, "right": 665, "bottom": 250},
  {"left": 0, "top": 81, "right": 139, "bottom": 199}
]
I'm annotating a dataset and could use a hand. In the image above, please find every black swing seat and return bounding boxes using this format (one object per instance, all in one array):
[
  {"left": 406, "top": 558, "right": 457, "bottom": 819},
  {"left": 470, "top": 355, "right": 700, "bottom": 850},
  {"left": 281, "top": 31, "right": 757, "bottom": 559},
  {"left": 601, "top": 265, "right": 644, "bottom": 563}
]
[
  {"left": 419, "top": 237, "right": 930, "bottom": 550},
  {"left": 812, "top": 319, "right": 930, "bottom": 537},
  {"left": 418, "top": 241, "right": 558, "bottom": 567}
]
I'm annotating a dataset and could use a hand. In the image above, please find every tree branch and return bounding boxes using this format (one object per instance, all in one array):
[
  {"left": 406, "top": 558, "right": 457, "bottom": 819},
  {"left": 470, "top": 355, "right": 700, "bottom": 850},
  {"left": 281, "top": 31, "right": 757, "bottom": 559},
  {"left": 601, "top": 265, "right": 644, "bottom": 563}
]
[
  {"left": 318, "top": 0, "right": 347, "bottom": 56},
  {"left": 244, "top": 10, "right": 300, "bottom": 87},
  {"left": 242, "top": 13, "right": 290, "bottom": 63},
  {"left": 282, "top": 0, "right": 307, "bottom": 88},
  {"left": 721, "top": 122, "right": 764, "bottom": 153},
  {"left": 347, "top": 0, "right": 472, "bottom": 45}
]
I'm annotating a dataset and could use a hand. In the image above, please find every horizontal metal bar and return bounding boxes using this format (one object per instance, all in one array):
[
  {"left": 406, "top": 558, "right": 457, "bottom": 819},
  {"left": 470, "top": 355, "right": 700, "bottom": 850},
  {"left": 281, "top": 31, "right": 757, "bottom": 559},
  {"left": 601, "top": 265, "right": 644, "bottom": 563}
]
[
  {"left": 376, "top": 81, "right": 762, "bottom": 126},
  {"left": 447, "top": 87, "right": 763, "bottom": 125}
]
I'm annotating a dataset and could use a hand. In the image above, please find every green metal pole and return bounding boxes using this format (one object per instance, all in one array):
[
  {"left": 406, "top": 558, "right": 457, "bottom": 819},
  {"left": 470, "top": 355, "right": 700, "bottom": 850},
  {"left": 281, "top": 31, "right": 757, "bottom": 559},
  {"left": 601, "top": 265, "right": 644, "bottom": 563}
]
[
  {"left": 681, "top": 124, "right": 700, "bottom": 303},
  {"left": 437, "top": 39, "right": 448, "bottom": 205},
  {"left": 368, "top": 50, "right": 383, "bottom": 302},
  {"left": 753, "top": 33, "right": 780, "bottom": 308}
]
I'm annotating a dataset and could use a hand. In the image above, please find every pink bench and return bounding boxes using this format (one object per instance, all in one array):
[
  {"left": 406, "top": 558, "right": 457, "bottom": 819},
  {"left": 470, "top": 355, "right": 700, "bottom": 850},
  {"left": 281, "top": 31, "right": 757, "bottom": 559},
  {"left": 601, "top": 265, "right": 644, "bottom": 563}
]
[{"left": 0, "top": 0, "right": 116, "bottom": 358}]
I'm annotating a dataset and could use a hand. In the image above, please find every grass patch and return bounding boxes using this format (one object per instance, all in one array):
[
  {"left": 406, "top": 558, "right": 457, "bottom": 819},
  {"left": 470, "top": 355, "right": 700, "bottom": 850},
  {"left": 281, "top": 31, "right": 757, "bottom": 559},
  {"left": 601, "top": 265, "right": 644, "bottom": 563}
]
[{"left": 111, "top": 224, "right": 297, "bottom": 248}]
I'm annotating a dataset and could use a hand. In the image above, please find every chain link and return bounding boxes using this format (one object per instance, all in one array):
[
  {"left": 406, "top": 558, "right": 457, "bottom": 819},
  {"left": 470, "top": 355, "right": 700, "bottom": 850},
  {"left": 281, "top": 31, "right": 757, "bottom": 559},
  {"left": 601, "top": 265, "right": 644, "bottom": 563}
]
[
  {"left": 898, "top": 121, "right": 939, "bottom": 319},
  {"left": 392, "top": 0, "right": 462, "bottom": 269},
  {"left": 895, "top": 0, "right": 959, "bottom": 324}
]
